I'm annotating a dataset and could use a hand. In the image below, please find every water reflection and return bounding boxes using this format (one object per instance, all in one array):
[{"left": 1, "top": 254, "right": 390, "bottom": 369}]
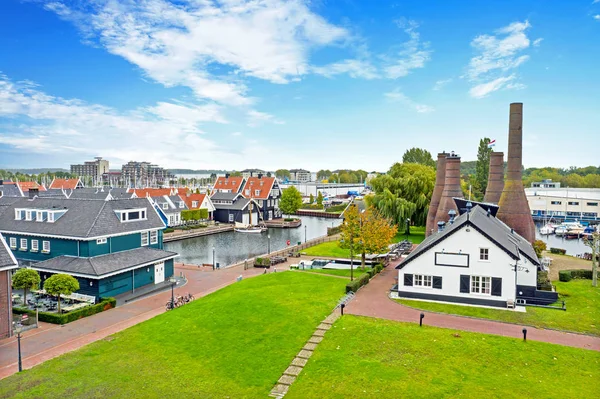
[
  {"left": 165, "top": 216, "right": 342, "bottom": 267},
  {"left": 535, "top": 223, "right": 590, "bottom": 255}
]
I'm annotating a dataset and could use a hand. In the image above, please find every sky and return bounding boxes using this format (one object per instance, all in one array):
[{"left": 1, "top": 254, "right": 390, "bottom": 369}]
[{"left": 0, "top": 0, "right": 599, "bottom": 172}]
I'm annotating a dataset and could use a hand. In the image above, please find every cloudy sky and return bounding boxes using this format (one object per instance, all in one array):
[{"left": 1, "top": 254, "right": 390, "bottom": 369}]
[{"left": 0, "top": 0, "right": 598, "bottom": 171}]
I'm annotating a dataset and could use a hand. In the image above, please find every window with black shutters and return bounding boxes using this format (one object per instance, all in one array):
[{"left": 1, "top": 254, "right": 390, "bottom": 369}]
[
  {"left": 404, "top": 274, "right": 413, "bottom": 286},
  {"left": 432, "top": 276, "right": 442, "bottom": 289}
]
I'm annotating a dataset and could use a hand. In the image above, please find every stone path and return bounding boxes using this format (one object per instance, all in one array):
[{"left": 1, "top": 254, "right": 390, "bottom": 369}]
[{"left": 269, "top": 312, "right": 341, "bottom": 398}]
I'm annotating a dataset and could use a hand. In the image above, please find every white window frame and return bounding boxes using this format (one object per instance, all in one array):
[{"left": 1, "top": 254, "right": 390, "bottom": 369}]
[
  {"left": 25, "top": 211, "right": 32, "bottom": 221},
  {"left": 255, "top": 189, "right": 260, "bottom": 196},
  {"left": 414, "top": 274, "right": 433, "bottom": 288},
  {"left": 42, "top": 240, "right": 50, "bottom": 253},
  {"left": 179, "top": 202, "right": 185, "bottom": 209},
  {"left": 150, "top": 230, "right": 158, "bottom": 244},
  {"left": 97, "top": 238, "right": 108, "bottom": 245},
  {"left": 192, "top": 201, "right": 198, "bottom": 208},
  {"left": 141, "top": 231, "right": 149, "bottom": 246},
  {"left": 228, "top": 214, "right": 234, "bottom": 222},
  {"left": 20, "top": 238, "right": 27, "bottom": 251},
  {"left": 48, "top": 212, "right": 55, "bottom": 223},
  {"left": 479, "top": 248, "right": 489, "bottom": 261},
  {"left": 163, "top": 203, "right": 169, "bottom": 210},
  {"left": 470, "top": 276, "right": 491, "bottom": 295},
  {"left": 9, "top": 237, "right": 17, "bottom": 249},
  {"left": 31, "top": 239, "right": 39, "bottom": 252}
]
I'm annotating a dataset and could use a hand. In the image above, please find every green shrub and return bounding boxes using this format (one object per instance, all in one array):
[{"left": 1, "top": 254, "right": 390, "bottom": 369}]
[
  {"left": 284, "top": 218, "right": 295, "bottom": 222},
  {"left": 326, "top": 204, "right": 347, "bottom": 213},
  {"left": 327, "top": 226, "right": 342, "bottom": 236},
  {"left": 13, "top": 297, "right": 116, "bottom": 325},
  {"left": 346, "top": 273, "right": 370, "bottom": 293},
  {"left": 537, "top": 271, "right": 553, "bottom": 291},
  {"left": 558, "top": 269, "right": 592, "bottom": 282},
  {"left": 164, "top": 227, "right": 174, "bottom": 234},
  {"left": 550, "top": 247, "right": 567, "bottom": 255},
  {"left": 558, "top": 270, "right": 572, "bottom": 282},
  {"left": 374, "top": 264, "right": 384, "bottom": 274}
]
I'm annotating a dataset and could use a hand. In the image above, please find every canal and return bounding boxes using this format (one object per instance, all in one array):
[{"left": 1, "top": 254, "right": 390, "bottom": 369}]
[
  {"left": 535, "top": 223, "right": 590, "bottom": 256},
  {"left": 164, "top": 216, "right": 343, "bottom": 267}
]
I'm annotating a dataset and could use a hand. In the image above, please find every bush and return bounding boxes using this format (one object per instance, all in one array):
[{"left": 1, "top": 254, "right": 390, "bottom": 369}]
[
  {"left": 284, "top": 218, "right": 296, "bottom": 222},
  {"left": 345, "top": 273, "right": 370, "bottom": 293},
  {"left": 559, "top": 269, "right": 593, "bottom": 282},
  {"left": 13, "top": 297, "right": 116, "bottom": 325},
  {"left": 558, "top": 270, "right": 572, "bottom": 282},
  {"left": 550, "top": 247, "right": 567, "bottom": 255},
  {"left": 537, "top": 271, "right": 553, "bottom": 291},
  {"left": 326, "top": 204, "right": 347, "bottom": 213},
  {"left": 374, "top": 264, "right": 384, "bottom": 274},
  {"left": 164, "top": 228, "right": 174, "bottom": 234},
  {"left": 533, "top": 240, "right": 547, "bottom": 258},
  {"left": 327, "top": 226, "right": 342, "bottom": 236},
  {"left": 254, "top": 257, "right": 271, "bottom": 268}
]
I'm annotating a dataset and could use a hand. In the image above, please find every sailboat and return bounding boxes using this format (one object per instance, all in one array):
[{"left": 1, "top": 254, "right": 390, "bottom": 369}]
[{"left": 235, "top": 199, "right": 267, "bottom": 233}]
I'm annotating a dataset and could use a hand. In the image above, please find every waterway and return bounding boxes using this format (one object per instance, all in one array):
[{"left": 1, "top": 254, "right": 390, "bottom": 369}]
[
  {"left": 164, "top": 216, "right": 342, "bottom": 267},
  {"left": 535, "top": 223, "right": 589, "bottom": 256}
]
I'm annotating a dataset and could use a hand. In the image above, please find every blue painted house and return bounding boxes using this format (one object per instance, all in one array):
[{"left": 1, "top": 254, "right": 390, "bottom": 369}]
[{"left": 0, "top": 197, "right": 177, "bottom": 300}]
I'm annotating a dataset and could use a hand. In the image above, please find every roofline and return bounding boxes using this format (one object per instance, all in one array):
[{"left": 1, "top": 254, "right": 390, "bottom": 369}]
[
  {"left": 0, "top": 226, "right": 165, "bottom": 241},
  {"left": 0, "top": 233, "right": 18, "bottom": 267}
]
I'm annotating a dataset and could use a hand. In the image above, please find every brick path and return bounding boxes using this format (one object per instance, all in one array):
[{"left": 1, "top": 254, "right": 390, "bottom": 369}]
[
  {"left": 0, "top": 261, "right": 292, "bottom": 380},
  {"left": 346, "top": 261, "right": 600, "bottom": 351}
]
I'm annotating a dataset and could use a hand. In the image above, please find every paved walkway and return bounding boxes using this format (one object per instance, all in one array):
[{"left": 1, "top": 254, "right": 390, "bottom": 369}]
[
  {"left": 0, "top": 261, "right": 292, "bottom": 380},
  {"left": 346, "top": 262, "right": 600, "bottom": 351}
]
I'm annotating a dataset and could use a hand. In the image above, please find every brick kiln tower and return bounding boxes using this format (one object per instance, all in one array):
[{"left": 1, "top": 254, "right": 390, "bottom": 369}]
[
  {"left": 483, "top": 151, "right": 504, "bottom": 204},
  {"left": 497, "top": 103, "right": 536, "bottom": 243},
  {"left": 434, "top": 152, "right": 462, "bottom": 225},
  {"left": 426, "top": 152, "right": 448, "bottom": 237}
]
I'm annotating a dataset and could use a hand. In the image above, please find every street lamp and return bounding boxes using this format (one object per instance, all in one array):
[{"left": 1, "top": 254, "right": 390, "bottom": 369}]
[
  {"left": 212, "top": 246, "right": 216, "bottom": 270},
  {"left": 304, "top": 225, "right": 307, "bottom": 243},
  {"left": 169, "top": 276, "right": 177, "bottom": 308},
  {"left": 405, "top": 218, "right": 410, "bottom": 241},
  {"left": 14, "top": 323, "right": 23, "bottom": 372},
  {"left": 268, "top": 234, "right": 271, "bottom": 254}
]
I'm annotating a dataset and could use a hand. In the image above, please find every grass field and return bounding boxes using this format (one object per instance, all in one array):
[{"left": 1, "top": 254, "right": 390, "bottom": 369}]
[
  {"left": 1, "top": 273, "right": 347, "bottom": 399},
  {"left": 397, "top": 280, "right": 600, "bottom": 336},
  {"left": 287, "top": 316, "right": 600, "bottom": 399},
  {"left": 296, "top": 267, "right": 371, "bottom": 279}
]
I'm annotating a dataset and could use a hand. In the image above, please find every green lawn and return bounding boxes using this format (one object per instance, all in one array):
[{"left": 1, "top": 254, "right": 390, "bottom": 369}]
[
  {"left": 287, "top": 316, "right": 600, "bottom": 399},
  {"left": 296, "top": 267, "right": 371, "bottom": 279},
  {"left": 1, "top": 273, "right": 347, "bottom": 399},
  {"left": 393, "top": 225, "right": 426, "bottom": 244},
  {"left": 396, "top": 280, "right": 600, "bottom": 336}
]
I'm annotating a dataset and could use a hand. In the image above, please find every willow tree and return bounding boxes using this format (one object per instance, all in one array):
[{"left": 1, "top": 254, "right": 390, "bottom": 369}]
[{"left": 369, "top": 162, "right": 435, "bottom": 227}]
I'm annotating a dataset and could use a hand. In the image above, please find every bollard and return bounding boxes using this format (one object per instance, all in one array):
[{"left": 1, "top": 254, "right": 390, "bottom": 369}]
[
  {"left": 562, "top": 300, "right": 566, "bottom": 310},
  {"left": 341, "top": 303, "right": 345, "bottom": 316},
  {"left": 419, "top": 312, "right": 424, "bottom": 327},
  {"left": 522, "top": 328, "right": 527, "bottom": 341}
]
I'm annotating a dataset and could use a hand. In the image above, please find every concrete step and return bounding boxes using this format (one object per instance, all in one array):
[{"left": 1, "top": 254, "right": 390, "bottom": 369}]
[
  {"left": 297, "top": 349, "right": 313, "bottom": 359},
  {"left": 317, "top": 323, "right": 331, "bottom": 330},
  {"left": 313, "top": 329, "right": 326, "bottom": 337},
  {"left": 291, "top": 357, "right": 308, "bottom": 367},
  {"left": 308, "top": 336, "right": 323, "bottom": 344},
  {"left": 303, "top": 342, "right": 317, "bottom": 351},
  {"left": 278, "top": 375, "right": 296, "bottom": 385},
  {"left": 284, "top": 365, "right": 303, "bottom": 377}
]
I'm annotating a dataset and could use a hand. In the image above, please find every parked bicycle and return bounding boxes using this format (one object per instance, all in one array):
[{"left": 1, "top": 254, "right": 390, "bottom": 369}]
[
  {"left": 165, "top": 300, "right": 177, "bottom": 311},
  {"left": 183, "top": 293, "right": 195, "bottom": 303}
]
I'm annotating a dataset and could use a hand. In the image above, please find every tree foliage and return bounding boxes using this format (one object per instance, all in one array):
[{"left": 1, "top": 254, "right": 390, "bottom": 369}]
[
  {"left": 316, "top": 191, "right": 324, "bottom": 206},
  {"left": 369, "top": 163, "right": 435, "bottom": 226},
  {"left": 309, "top": 193, "right": 314, "bottom": 204},
  {"left": 475, "top": 138, "right": 493, "bottom": 197},
  {"left": 181, "top": 209, "right": 208, "bottom": 222},
  {"left": 275, "top": 169, "right": 291, "bottom": 179},
  {"left": 533, "top": 240, "right": 547, "bottom": 259},
  {"left": 279, "top": 186, "right": 303, "bottom": 216},
  {"left": 317, "top": 170, "right": 332, "bottom": 181},
  {"left": 44, "top": 274, "right": 80, "bottom": 313},
  {"left": 12, "top": 268, "right": 41, "bottom": 306},
  {"left": 339, "top": 204, "right": 362, "bottom": 270},
  {"left": 357, "top": 208, "right": 398, "bottom": 267},
  {"left": 402, "top": 148, "right": 435, "bottom": 168}
]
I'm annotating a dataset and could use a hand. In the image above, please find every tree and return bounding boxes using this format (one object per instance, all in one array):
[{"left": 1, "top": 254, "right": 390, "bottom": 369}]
[
  {"left": 475, "top": 138, "right": 493, "bottom": 197},
  {"left": 44, "top": 274, "right": 80, "bottom": 313},
  {"left": 402, "top": 148, "right": 435, "bottom": 168},
  {"left": 533, "top": 240, "right": 547, "bottom": 259},
  {"left": 266, "top": 171, "right": 272, "bottom": 177},
  {"left": 316, "top": 191, "right": 324, "bottom": 206},
  {"left": 12, "top": 268, "right": 41, "bottom": 306},
  {"left": 230, "top": 171, "right": 242, "bottom": 177},
  {"left": 275, "top": 169, "right": 291, "bottom": 179},
  {"left": 317, "top": 170, "right": 332, "bottom": 181},
  {"left": 309, "top": 193, "right": 314, "bottom": 204},
  {"left": 358, "top": 208, "right": 398, "bottom": 268},
  {"left": 584, "top": 232, "right": 599, "bottom": 287},
  {"left": 339, "top": 204, "right": 362, "bottom": 281},
  {"left": 279, "top": 186, "right": 303, "bottom": 217}
]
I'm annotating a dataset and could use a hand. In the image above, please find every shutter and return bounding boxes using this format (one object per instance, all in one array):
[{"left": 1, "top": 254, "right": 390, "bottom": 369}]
[
  {"left": 460, "top": 275, "right": 470, "bottom": 293},
  {"left": 403, "top": 274, "right": 413, "bottom": 286},
  {"left": 433, "top": 276, "right": 442, "bottom": 289},
  {"left": 491, "top": 277, "right": 502, "bottom": 297}
]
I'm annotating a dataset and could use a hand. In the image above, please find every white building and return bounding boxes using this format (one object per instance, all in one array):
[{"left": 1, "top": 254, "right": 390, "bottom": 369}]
[
  {"left": 526, "top": 187, "right": 600, "bottom": 223},
  {"left": 289, "top": 169, "right": 312, "bottom": 183},
  {"left": 396, "top": 205, "right": 557, "bottom": 308}
]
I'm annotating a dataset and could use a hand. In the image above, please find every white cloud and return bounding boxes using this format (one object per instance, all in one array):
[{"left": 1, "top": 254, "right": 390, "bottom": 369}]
[
  {"left": 594, "top": 14, "right": 600, "bottom": 20},
  {"left": 384, "top": 88, "right": 434, "bottom": 113},
  {"left": 594, "top": 0, "right": 600, "bottom": 4},
  {"left": 466, "top": 20, "right": 536, "bottom": 98},
  {"left": 433, "top": 78, "right": 453, "bottom": 91},
  {"left": 231, "top": 132, "right": 242, "bottom": 137},
  {"left": 383, "top": 20, "right": 432, "bottom": 79},
  {"left": 246, "top": 110, "right": 285, "bottom": 127},
  {"left": 533, "top": 38, "right": 543, "bottom": 46},
  {"left": 312, "top": 59, "right": 379, "bottom": 79}
]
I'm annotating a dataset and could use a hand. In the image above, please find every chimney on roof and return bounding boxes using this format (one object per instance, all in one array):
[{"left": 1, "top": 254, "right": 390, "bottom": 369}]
[
  {"left": 258, "top": 174, "right": 263, "bottom": 179},
  {"left": 29, "top": 188, "right": 39, "bottom": 200},
  {"left": 426, "top": 152, "right": 448, "bottom": 237},
  {"left": 483, "top": 151, "right": 505, "bottom": 204},
  {"left": 497, "top": 103, "right": 535, "bottom": 243},
  {"left": 434, "top": 152, "right": 462, "bottom": 226},
  {"left": 225, "top": 173, "right": 230, "bottom": 178}
]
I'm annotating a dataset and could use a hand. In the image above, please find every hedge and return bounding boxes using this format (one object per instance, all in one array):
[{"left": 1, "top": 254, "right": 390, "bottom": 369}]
[
  {"left": 550, "top": 247, "right": 567, "bottom": 255},
  {"left": 559, "top": 269, "right": 593, "bottom": 282},
  {"left": 13, "top": 297, "right": 116, "bottom": 325},
  {"left": 346, "top": 273, "right": 370, "bottom": 293},
  {"left": 164, "top": 227, "right": 175, "bottom": 234}
]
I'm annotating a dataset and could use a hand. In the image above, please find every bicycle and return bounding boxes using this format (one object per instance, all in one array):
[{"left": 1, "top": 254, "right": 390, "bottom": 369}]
[
  {"left": 183, "top": 293, "right": 195, "bottom": 303},
  {"left": 165, "top": 300, "right": 176, "bottom": 311}
]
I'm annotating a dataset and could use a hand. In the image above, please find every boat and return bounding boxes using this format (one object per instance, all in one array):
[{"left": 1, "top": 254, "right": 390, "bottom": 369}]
[
  {"left": 234, "top": 198, "right": 267, "bottom": 233},
  {"left": 554, "top": 225, "right": 568, "bottom": 236},
  {"left": 581, "top": 226, "right": 597, "bottom": 239},
  {"left": 539, "top": 224, "right": 555, "bottom": 235}
]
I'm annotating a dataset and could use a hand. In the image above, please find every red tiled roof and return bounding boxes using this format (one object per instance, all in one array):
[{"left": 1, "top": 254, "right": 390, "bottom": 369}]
[
  {"left": 15, "top": 181, "right": 46, "bottom": 192},
  {"left": 241, "top": 177, "right": 276, "bottom": 200},
  {"left": 213, "top": 176, "right": 244, "bottom": 193},
  {"left": 49, "top": 178, "right": 81, "bottom": 190},
  {"left": 131, "top": 188, "right": 174, "bottom": 198},
  {"left": 182, "top": 193, "right": 207, "bottom": 209}
]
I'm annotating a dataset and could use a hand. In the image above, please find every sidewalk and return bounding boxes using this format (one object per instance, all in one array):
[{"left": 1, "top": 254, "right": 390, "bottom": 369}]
[
  {"left": 0, "top": 261, "right": 291, "bottom": 380},
  {"left": 346, "top": 263, "right": 600, "bottom": 351}
]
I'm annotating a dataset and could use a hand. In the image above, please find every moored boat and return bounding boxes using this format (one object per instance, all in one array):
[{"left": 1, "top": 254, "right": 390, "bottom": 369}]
[{"left": 539, "top": 224, "right": 555, "bottom": 235}]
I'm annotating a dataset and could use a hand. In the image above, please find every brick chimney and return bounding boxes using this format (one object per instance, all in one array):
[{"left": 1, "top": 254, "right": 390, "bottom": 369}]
[
  {"left": 434, "top": 152, "right": 462, "bottom": 225},
  {"left": 497, "top": 103, "right": 535, "bottom": 243},
  {"left": 483, "top": 151, "right": 504, "bottom": 204},
  {"left": 426, "top": 152, "right": 447, "bottom": 236},
  {"left": 28, "top": 188, "right": 39, "bottom": 200}
]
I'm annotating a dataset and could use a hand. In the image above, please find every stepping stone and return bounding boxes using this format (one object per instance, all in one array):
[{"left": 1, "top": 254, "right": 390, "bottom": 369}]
[
  {"left": 278, "top": 375, "right": 296, "bottom": 385},
  {"left": 313, "top": 329, "right": 326, "bottom": 337},
  {"left": 297, "top": 349, "right": 313, "bottom": 359},
  {"left": 284, "top": 365, "right": 303, "bottom": 376},
  {"left": 317, "top": 323, "right": 331, "bottom": 330},
  {"left": 271, "top": 384, "right": 289, "bottom": 395},
  {"left": 303, "top": 342, "right": 317, "bottom": 351},
  {"left": 292, "top": 357, "right": 308, "bottom": 367},
  {"left": 308, "top": 336, "right": 323, "bottom": 344},
  {"left": 324, "top": 314, "right": 339, "bottom": 324}
]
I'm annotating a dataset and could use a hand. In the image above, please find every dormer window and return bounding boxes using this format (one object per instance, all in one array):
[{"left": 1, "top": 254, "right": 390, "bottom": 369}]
[
  {"left": 192, "top": 201, "right": 198, "bottom": 208},
  {"left": 163, "top": 203, "right": 169, "bottom": 210},
  {"left": 48, "top": 212, "right": 54, "bottom": 223},
  {"left": 25, "top": 211, "right": 33, "bottom": 221},
  {"left": 179, "top": 202, "right": 184, "bottom": 209},
  {"left": 245, "top": 189, "right": 250, "bottom": 196},
  {"left": 255, "top": 190, "right": 260, "bottom": 196},
  {"left": 116, "top": 208, "right": 148, "bottom": 222}
]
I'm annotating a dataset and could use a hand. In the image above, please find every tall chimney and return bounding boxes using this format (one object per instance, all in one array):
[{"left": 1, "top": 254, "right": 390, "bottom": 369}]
[
  {"left": 497, "top": 103, "right": 535, "bottom": 243},
  {"left": 483, "top": 151, "right": 504, "bottom": 204},
  {"left": 434, "top": 152, "right": 462, "bottom": 225},
  {"left": 426, "top": 152, "right": 447, "bottom": 236}
]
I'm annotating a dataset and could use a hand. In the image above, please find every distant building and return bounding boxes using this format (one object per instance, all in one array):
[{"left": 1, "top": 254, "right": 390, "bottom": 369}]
[
  {"left": 531, "top": 179, "right": 561, "bottom": 189},
  {"left": 526, "top": 187, "right": 600, "bottom": 223},
  {"left": 241, "top": 169, "right": 265, "bottom": 179},
  {"left": 70, "top": 157, "right": 109, "bottom": 183},
  {"left": 289, "top": 169, "right": 311, "bottom": 183},
  {"left": 121, "top": 161, "right": 173, "bottom": 187}
]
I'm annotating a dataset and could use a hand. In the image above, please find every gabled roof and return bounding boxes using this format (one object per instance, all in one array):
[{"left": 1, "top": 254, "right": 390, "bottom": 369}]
[
  {"left": 68, "top": 188, "right": 111, "bottom": 201},
  {"left": 212, "top": 176, "right": 245, "bottom": 193},
  {"left": 49, "top": 178, "right": 83, "bottom": 190},
  {"left": 0, "top": 197, "right": 165, "bottom": 239},
  {"left": 0, "top": 233, "right": 18, "bottom": 271},
  {"left": 397, "top": 205, "right": 540, "bottom": 269},
  {"left": 240, "top": 176, "right": 277, "bottom": 200},
  {"left": 0, "top": 182, "right": 24, "bottom": 197},
  {"left": 210, "top": 192, "right": 241, "bottom": 202},
  {"left": 108, "top": 188, "right": 133, "bottom": 199},
  {"left": 213, "top": 197, "right": 256, "bottom": 211},
  {"left": 182, "top": 193, "right": 206, "bottom": 209},
  {"left": 130, "top": 188, "right": 175, "bottom": 198},
  {"left": 37, "top": 189, "right": 68, "bottom": 198},
  {"left": 14, "top": 181, "right": 46, "bottom": 192}
]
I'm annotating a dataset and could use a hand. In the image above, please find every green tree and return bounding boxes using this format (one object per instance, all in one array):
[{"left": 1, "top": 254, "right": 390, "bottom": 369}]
[
  {"left": 317, "top": 170, "right": 332, "bottom": 180},
  {"left": 44, "top": 274, "right": 80, "bottom": 313},
  {"left": 316, "top": 191, "right": 324, "bottom": 206},
  {"left": 279, "top": 186, "right": 303, "bottom": 217},
  {"left": 339, "top": 204, "right": 362, "bottom": 281},
  {"left": 475, "top": 138, "right": 493, "bottom": 197},
  {"left": 402, "top": 148, "right": 435, "bottom": 168},
  {"left": 357, "top": 208, "right": 398, "bottom": 268},
  {"left": 12, "top": 268, "right": 41, "bottom": 306},
  {"left": 309, "top": 193, "right": 314, "bottom": 204},
  {"left": 329, "top": 173, "right": 339, "bottom": 183},
  {"left": 230, "top": 171, "right": 242, "bottom": 177},
  {"left": 275, "top": 169, "right": 291, "bottom": 179}
]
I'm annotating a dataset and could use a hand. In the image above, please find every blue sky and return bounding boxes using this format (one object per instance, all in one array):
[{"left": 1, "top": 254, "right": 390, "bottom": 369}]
[{"left": 0, "top": 0, "right": 598, "bottom": 171}]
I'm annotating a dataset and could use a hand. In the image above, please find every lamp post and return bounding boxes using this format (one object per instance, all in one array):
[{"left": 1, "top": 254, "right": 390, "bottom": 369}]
[
  {"left": 405, "top": 218, "right": 410, "bottom": 241},
  {"left": 350, "top": 245, "right": 354, "bottom": 282},
  {"left": 212, "top": 246, "right": 215, "bottom": 270},
  {"left": 14, "top": 323, "right": 23, "bottom": 372},
  {"left": 304, "top": 225, "right": 307, "bottom": 243},
  {"left": 268, "top": 234, "right": 271, "bottom": 254},
  {"left": 169, "top": 276, "right": 176, "bottom": 308}
]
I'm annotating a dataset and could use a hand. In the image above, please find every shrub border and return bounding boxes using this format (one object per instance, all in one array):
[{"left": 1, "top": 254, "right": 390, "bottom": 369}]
[
  {"left": 558, "top": 269, "right": 593, "bottom": 282},
  {"left": 13, "top": 297, "right": 116, "bottom": 325}
]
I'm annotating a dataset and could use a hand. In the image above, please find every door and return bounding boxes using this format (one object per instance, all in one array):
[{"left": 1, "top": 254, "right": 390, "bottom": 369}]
[
  {"left": 242, "top": 212, "right": 249, "bottom": 225},
  {"left": 154, "top": 263, "right": 165, "bottom": 284}
]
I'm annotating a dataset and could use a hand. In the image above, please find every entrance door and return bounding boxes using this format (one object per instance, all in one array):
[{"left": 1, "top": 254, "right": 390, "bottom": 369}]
[{"left": 154, "top": 263, "right": 165, "bottom": 284}]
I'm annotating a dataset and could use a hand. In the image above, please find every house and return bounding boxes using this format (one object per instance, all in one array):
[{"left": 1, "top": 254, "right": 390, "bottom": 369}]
[
  {"left": 211, "top": 192, "right": 260, "bottom": 225},
  {"left": 212, "top": 175, "right": 245, "bottom": 194},
  {"left": 289, "top": 169, "right": 311, "bottom": 183},
  {"left": 49, "top": 178, "right": 84, "bottom": 190},
  {"left": 2, "top": 181, "right": 46, "bottom": 194},
  {"left": 240, "top": 176, "right": 282, "bottom": 221},
  {"left": 0, "top": 197, "right": 177, "bottom": 300},
  {"left": 0, "top": 233, "right": 19, "bottom": 338},
  {"left": 0, "top": 180, "right": 23, "bottom": 198},
  {"left": 151, "top": 195, "right": 188, "bottom": 227},
  {"left": 181, "top": 192, "right": 215, "bottom": 220},
  {"left": 241, "top": 169, "right": 265, "bottom": 179},
  {"left": 396, "top": 204, "right": 557, "bottom": 308}
]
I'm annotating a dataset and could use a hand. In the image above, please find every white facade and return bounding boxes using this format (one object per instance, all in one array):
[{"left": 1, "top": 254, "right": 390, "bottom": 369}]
[
  {"left": 398, "top": 224, "right": 536, "bottom": 307},
  {"left": 526, "top": 188, "right": 600, "bottom": 220}
]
